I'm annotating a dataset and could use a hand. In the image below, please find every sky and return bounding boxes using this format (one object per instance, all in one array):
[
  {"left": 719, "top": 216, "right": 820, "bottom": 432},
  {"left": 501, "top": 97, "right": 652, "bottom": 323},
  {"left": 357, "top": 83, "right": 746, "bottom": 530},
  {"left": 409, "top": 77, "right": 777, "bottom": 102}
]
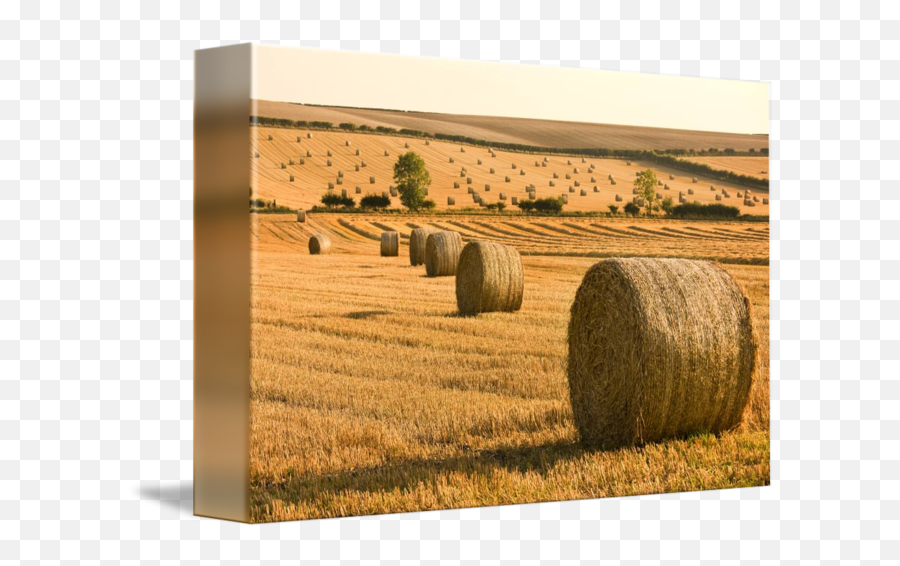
[{"left": 252, "top": 45, "right": 769, "bottom": 135}]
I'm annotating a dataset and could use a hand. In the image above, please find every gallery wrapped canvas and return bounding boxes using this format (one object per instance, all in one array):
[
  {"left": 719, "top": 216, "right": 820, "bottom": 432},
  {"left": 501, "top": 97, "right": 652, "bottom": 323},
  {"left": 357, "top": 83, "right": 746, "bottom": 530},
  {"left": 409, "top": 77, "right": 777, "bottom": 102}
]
[{"left": 195, "top": 44, "right": 770, "bottom": 523}]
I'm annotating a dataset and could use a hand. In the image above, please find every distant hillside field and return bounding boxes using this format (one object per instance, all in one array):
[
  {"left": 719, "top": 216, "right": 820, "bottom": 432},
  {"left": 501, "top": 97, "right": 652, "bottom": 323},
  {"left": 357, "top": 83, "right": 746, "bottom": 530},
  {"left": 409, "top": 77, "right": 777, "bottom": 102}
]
[
  {"left": 253, "top": 99, "right": 769, "bottom": 152},
  {"left": 682, "top": 156, "right": 770, "bottom": 180},
  {"left": 251, "top": 127, "right": 769, "bottom": 212}
]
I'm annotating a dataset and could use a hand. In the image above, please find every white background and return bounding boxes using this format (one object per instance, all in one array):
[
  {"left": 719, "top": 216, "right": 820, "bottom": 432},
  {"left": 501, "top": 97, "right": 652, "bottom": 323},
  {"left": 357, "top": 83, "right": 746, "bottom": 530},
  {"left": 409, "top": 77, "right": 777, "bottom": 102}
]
[{"left": 2, "top": 1, "right": 898, "bottom": 563}]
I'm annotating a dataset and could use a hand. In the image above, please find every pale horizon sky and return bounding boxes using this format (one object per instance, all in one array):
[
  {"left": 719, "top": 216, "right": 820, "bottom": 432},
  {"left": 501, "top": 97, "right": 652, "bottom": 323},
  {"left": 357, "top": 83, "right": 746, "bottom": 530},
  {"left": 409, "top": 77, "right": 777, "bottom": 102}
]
[{"left": 252, "top": 45, "right": 769, "bottom": 135}]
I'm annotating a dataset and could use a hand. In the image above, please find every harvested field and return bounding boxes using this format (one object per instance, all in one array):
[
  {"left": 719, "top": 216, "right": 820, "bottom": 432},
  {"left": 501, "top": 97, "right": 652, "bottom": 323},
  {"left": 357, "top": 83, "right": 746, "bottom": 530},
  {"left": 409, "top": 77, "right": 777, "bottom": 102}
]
[
  {"left": 249, "top": 213, "right": 770, "bottom": 522},
  {"left": 249, "top": 128, "right": 770, "bottom": 214},
  {"left": 682, "top": 156, "right": 770, "bottom": 179}
]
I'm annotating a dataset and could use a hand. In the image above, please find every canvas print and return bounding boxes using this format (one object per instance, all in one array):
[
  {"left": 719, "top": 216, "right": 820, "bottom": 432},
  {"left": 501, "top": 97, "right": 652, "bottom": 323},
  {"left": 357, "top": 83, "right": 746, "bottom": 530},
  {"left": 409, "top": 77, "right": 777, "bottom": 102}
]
[{"left": 228, "top": 46, "right": 768, "bottom": 522}]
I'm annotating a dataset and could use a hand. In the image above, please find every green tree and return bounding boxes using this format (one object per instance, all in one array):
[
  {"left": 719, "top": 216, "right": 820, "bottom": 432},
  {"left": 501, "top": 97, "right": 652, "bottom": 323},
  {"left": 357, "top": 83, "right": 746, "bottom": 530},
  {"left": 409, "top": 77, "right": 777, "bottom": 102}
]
[
  {"left": 393, "top": 152, "right": 432, "bottom": 211},
  {"left": 320, "top": 190, "right": 355, "bottom": 209},
  {"left": 623, "top": 201, "right": 640, "bottom": 217},
  {"left": 660, "top": 196, "right": 674, "bottom": 215},
  {"left": 633, "top": 169, "right": 659, "bottom": 217},
  {"left": 607, "top": 204, "right": 619, "bottom": 215},
  {"left": 360, "top": 193, "right": 391, "bottom": 210}
]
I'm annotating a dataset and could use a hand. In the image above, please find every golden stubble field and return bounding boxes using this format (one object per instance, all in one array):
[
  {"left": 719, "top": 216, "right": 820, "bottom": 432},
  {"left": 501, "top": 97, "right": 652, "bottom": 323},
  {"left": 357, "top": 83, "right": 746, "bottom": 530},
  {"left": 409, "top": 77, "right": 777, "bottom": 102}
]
[
  {"left": 249, "top": 213, "right": 770, "bottom": 522},
  {"left": 250, "top": 127, "right": 770, "bottom": 214}
]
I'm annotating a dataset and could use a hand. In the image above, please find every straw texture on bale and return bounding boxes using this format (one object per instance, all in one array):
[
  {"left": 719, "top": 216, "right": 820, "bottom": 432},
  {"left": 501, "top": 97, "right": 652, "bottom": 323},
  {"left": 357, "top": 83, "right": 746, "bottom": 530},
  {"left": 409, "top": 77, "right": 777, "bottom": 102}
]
[
  {"left": 296, "top": 210, "right": 306, "bottom": 222},
  {"left": 424, "top": 231, "right": 463, "bottom": 277},
  {"left": 408, "top": 228, "right": 437, "bottom": 266},
  {"left": 308, "top": 233, "right": 331, "bottom": 255},
  {"left": 567, "top": 258, "right": 757, "bottom": 449},
  {"left": 455, "top": 242, "right": 524, "bottom": 316},
  {"left": 380, "top": 231, "right": 399, "bottom": 257}
]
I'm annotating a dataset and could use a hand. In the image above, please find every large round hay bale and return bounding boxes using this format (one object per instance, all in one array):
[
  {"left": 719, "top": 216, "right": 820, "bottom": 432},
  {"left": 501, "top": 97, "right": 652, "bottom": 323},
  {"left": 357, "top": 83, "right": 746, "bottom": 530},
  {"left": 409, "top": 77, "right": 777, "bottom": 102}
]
[
  {"left": 380, "top": 231, "right": 399, "bottom": 257},
  {"left": 456, "top": 242, "right": 524, "bottom": 315},
  {"left": 567, "top": 258, "right": 757, "bottom": 449},
  {"left": 424, "top": 231, "right": 463, "bottom": 277},
  {"left": 409, "top": 228, "right": 437, "bottom": 266},
  {"left": 308, "top": 233, "right": 331, "bottom": 255},
  {"left": 296, "top": 210, "right": 306, "bottom": 222}
]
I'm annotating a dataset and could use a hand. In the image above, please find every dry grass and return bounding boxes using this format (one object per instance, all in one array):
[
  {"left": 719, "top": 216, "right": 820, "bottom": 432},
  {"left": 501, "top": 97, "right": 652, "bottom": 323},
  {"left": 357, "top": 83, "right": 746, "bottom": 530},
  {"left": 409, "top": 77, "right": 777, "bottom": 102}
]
[
  {"left": 249, "top": 213, "right": 769, "bottom": 522},
  {"left": 249, "top": 128, "right": 770, "bottom": 213}
]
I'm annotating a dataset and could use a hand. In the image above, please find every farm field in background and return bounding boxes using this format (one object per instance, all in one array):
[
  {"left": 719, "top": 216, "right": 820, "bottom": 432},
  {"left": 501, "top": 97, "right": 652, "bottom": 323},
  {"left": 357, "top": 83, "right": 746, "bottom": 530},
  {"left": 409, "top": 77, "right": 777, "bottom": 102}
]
[
  {"left": 249, "top": 213, "right": 770, "bottom": 522},
  {"left": 250, "top": 127, "right": 770, "bottom": 214},
  {"left": 682, "top": 155, "right": 770, "bottom": 180}
]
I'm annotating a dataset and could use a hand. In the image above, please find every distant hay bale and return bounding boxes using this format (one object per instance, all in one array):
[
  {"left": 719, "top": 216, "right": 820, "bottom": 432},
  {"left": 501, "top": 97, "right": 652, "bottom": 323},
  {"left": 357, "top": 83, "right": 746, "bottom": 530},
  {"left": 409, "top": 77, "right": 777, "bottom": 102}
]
[
  {"left": 356, "top": 149, "right": 360, "bottom": 156},
  {"left": 308, "top": 233, "right": 331, "bottom": 255},
  {"left": 336, "top": 178, "right": 343, "bottom": 185},
  {"left": 355, "top": 186, "right": 362, "bottom": 194},
  {"left": 370, "top": 176, "right": 376, "bottom": 184},
  {"left": 404, "top": 142, "right": 409, "bottom": 148},
  {"left": 656, "top": 192, "right": 662, "bottom": 199},
  {"left": 254, "top": 151, "right": 259, "bottom": 158},
  {"left": 297, "top": 136, "right": 301, "bottom": 142},
  {"left": 382, "top": 191, "right": 389, "bottom": 199},
  {"left": 574, "top": 180, "right": 581, "bottom": 187},
  {"left": 567, "top": 258, "right": 757, "bottom": 448},
  {"left": 380, "top": 232, "right": 399, "bottom": 257},
  {"left": 479, "top": 159, "right": 483, "bottom": 165},
  {"left": 567, "top": 160, "right": 572, "bottom": 165},
  {"left": 456, "top": 242, "right": 524, "bottom": 316},
  {"left": 455, "top": 182, "right": 461, "bottom": 189},
  {"left": 716, "top": 194, "right": 722, "bottom": 201},
  {"left": 553, "top": 172, "right": 559, "bottom": 179},
  {"left": 542, "top": 162, "right": 547, "bottom": 167},
  {"left": 626, "top": 161, "right": 631, "bottom": 166},
  {"left": 615, "top": 194, "right": 622, "bottom": 202},
  {"left": 692, "top": 177, "right": 698, "bottom": 183},
  {"left": 611, "top": 179, "right": 616, "bottom": 185},
  {"left": 289, "top": 159, "right": 294, "bottom": 165},
  {"left": 328, "top": 182, "right": 335, "bottom": 189},
  {"left": 485, "top": 184, "right": 491, "bottom": 191},
  {"left": 590, "top": 176, "right": 596, "bottom": 183},
  {"left": 467, "top": 186, "right": 473, "bottom": 194},
  {"left": 535, "top": 161, "right": 540, "bottom": 167},
  {"left": 762, "top": 198, "right": 769, "bottom": 204},
  {"left": 447, "top": 196, "right": 455, "bottom": 206},
  {"left": 664, "top": 184, "right": 669, "bottom": 190},
  {"left": 512, "top": 196, "right": 518, "bottom": 205},
  {"left": 549, "top": 180, "right": 556, "bottom": 187},
  {"left": 327, "top": 150, "right": 332, "bottom": 157},
  {"left": 753, "top": 196, "right": 759, "bottom": 202},
  {"left": 593, "top": 186, "right": 599, "bottom": 193},
  {"left": 580, "top": 189, "right": 587, "bottom": 196},
  {"left": 582, "top": 158, "right": 587, "bottom": 163},
  {"left": 289, "top": 175, "right": 294, "bottom": 182},
  {"left": 634, "top": 197, "right": 645, "bottom": 206},
  {"left": 737, "top": 191, "right": 743, "bottom": 198},
  {"left": 520, "top": 169, "right": 526, "bottom": 175},
  {"left": 268, "top": 135, "right": 273, "bottom": 141},
  {"left": 632, "top": 188, "right": 639, "bottom": 194},
  {"left": 566, "top": 173, "right": 571, "bottom": 180},
  {"left": 341, "top": 188, "right": 347, "bottom": 197},
  {"left": 710, "top": 185, "right": 716, "bottom": 191},
  {"left": 669, "top": 174, "right": 675, "bottom": 180},
  {"left": 307, "top": 133, "right": 312, "bottom": 139},
  {"left": 512, "top": 163, "right": 517, "bottom": 169},
  {"left": 543, "top": 156, "right": 549, "bottom": 162},
  {"left": 467, "top": 177, "right": 473, "bottom": 184},
  {"left": 574, "top": 168, "right": 580, "bottom": 174},
  {"left": 306, "top": 150, "right": 312, "bottom": 157},
  {"left": 499, "top": 192, "right": 506, "bottom": 200},
  {"left": 569, "top": 186, "right": 575, "bottom": 193},
  {"left": 688, "top": 188, "right": 694, "bottom": 195},
  {"left": 355, "top": 164, "right": 360, "bottom": 171},
  {"left": 425, "top": 140, "right": 430, "bottom": 145},
  {"left": 450, "top": 157, "right": 455, "bottom": 163},
  {"left": 608, "top": 174, "right": 613, "bottom": 181},
  {"left": 460, "top": 170, "right": 466, "bottom": 177},
  {"left": 346, "top": 140, "right": 351, "bottom": 146},
  {"left": 460, "top": 147, "right": 465, "bottom": 153},
  {"left": 390, "top": 188, "right": 398, "bottom": 197},
  {"left": 296, "top": 210, "right": 306, "bottom": 222},
  {"left": 300, "top": 158, "right": 305, "bottom": 165},
  {"left": 384, "top": 150, "right": 389, "bottom": 156},
  {"left": 658, "top": 181, "right": 663, "bottom": 186},
  {"left": 561, "top": 194, "right": 569, "bottom": 204},
  {"left": 505, "top": 176, "right": 511, "bottom": 182},
  {"left": 280, "top": 162, "right": 286, "bottom": 169},
  {"left": 636, "top": 172, "right": 641, "bottom": 177},
  {"left": 425, "top": 231, "right": 464, "bottom": 277},
  {"left": 327, "top": 160, "right": 332, "bottom": 167}
]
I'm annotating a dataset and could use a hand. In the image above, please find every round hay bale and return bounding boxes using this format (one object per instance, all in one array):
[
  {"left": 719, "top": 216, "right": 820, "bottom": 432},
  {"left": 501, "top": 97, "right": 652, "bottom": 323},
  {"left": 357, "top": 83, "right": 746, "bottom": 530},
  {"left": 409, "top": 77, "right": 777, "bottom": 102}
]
[
  {"left": 762, "top": 198, "right": 769, "bottom": 205},
  {"left": 467, "top": 177, "right": 472, "bottom": 184},
  {"left": 447, "top": 196, "right": 456, "bottom": 206},
  {"left": 280, "top": 162, "right": 286, "bottom": 169},
  {"left": 455, "top": 182, "right": 461, "bottom": 189},
  {"left": 405, "top": 142, "right": 409, "bottom": 148},
  {"left": 254, "top": 151, "right": 259, "bottom": 158},
  {"left": 355, "top": 186, "right": 361, "bottom": 194},
  {"left": 574, "top": 168, "right": 580, "bottom": 174},
  {"left": 499, "top": 192, "right": 506, "bottom": 200},
  {"left": 308, "top": 233, "right": 331, "bottom": 255},
  {"left": 425, "top": 140, "right": 430, "bottom": 145},
  {"left": 505, "top": 176, "right": 511, "bottom": 182},
  {"left": 490, "top": 168, "right": 495, "bottom": 174},
  {"left": 449, "top": 157, "right": 455, "bottom": 163},
  {"left": 692, "top": 177, "right": 698, "bottom": 183},
  {"left": 328, "top": 182, "right": 335, "bottom": 189},
  {"left": 593, "top": 186, "right": 599, "bottom": 193},
  {"left": 268, "top": 134, "right": 273, "bottom": 141},
  {"left": 297, "top": 136, "right": 301, "bottom": 142},
  {"left": 327, "top": 160, "right": 332, "bottom": 167},
  {"left": 566, "top": 173, "right": 571, "bottom": 180},
  {"left": 626, "top": 161, "right": 631, "bottom": 166},
  {"left": 307, "top": 133, "right": 312, "bottom": 139},
  {"left": 296, "top": 210, "right": 306, "bottom": 222},
  {"left": 567, "top": 258, "right": 757, "bottom": 449},
  {"left": 356, "top": 149, "right": 360, "bottom": 156},
  {"left": 289, "top": 175, "right": 294, "bottom": 182},
  {"left": 549, "top": 181, "right": 556, "bottom": 187},
  {"left": 460, "top": 147, "right": 465, "bottom": 153},
  {"left": 341, "top": 188, "right": 347, "bottom": 198},
  {"left": 615, "top": 194, "right": 622, "bottom": 202},
  {"left": 716, "top": 194, "right": 722, "bottom": 201},
  {"left": 300, "top": 158, "right": 305, "bottom": 165},
  {"left": 382, "top": 191, "right": 389, "bottom": 199},
  {"left": 512, "top": 163, "right": 517, "bottom": 169},
  {"left": 456, "top": 242, "right": 524, "bottom": 316},
  {"left": 424, "top": 231, "right": 463, "bottom": 277},
  {"left": 327, "top": 150, "right": 332, "bottom": 157},
  {"left": 478, "top": 159, "right": 483, "bottom": 165},
  {"left": 355, "top": 164, "right": 360, "bottom": 171},
  {"left": 574, "top": 180, "right": 581, "bottom": 187},
  {"left": 669, "top": 174, "right": 675, "bottom": 180},
  {"left": 409, "top": 228, "right": 437, "bottom": 266},
  {"left": 346, "top": 140, "right": 351, "bottom": 146},
  {"left": 511, "top": 196, "right": 518, "bottom": 205},
  {"left": 380, "top": 231, "right": 399, "bottom": 257},
  {"left": 569, "top": 186, "right": 576, "bottom": 193},
  {"left": 580, "top": 189, "right": 587, "bottom": 196},
  {"left": 561, "top": 194, "right": 569, "bottom": 204},
  {"left": 361, "top": 160, "right": 367, "bottom": 167},
  {"left": 370, "top": 176, "right": 376, "bottom": 184},
  {"left": 688, "top": 188, "right": 694, "bottom": 195},
  {"left": 384, "top": 150, "right": 389, "bottom": 156}
]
